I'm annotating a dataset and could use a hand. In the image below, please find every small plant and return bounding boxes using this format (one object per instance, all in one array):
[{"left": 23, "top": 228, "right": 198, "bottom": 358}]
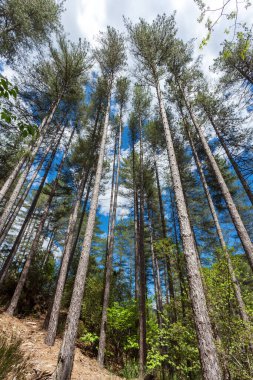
[
  {"left": 0, "top": 332, "right": 28, "bottom": 379},
  {"left": 120, "top": 359, "right": 139, "bottom": 379}
]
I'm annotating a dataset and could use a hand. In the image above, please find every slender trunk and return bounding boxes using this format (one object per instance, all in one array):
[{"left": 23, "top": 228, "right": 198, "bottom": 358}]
[
  {"left": 0, "top": 157, "right": 26, "bottom": 204},
  {"left": 0, "top": 124, "right": 61, "bottom": 244},
  {"left": 206, "top": 112, "right": 253, "bottom": 206},
  {"left": 44, "top": 169, "right": 90, "bottom": 346},
  {"left": 68, "top": 176, "right": 93, "bottom": 267},
  {"left": 156, "top": 81, "right": 222, "bottom": 380},
  {"left": 6, "top": 128, "right": 75, "bottom": 315},
  {"left": 45, "top": 107, "right": 102, "bottom": 346},
  {"left": 154, "top": 157, "right": 176, "bottom": 320},
  {"left": 0, "top": 98, "right": 61, "bottom": 232},
  {"left": 180, "top": 88, "right": 253, "bottom": 272},
  {"left": 149, "top": 215, "right": 163, "bottom": 327},
  {"left": 133, "top": 143, "right": 140, "bottom": 300},
  {"left": 138, "top": 117, "right": 146, "bottom": 378},
  {"left": 186, "top": 125, "right": 250, "bottom": 324},
  {"left": 42, "top": 230, "right": 55, "bottom": 269},
  {"left": 0, "top": 100, "right": 56, "bottom": 202},
  {"left": 52, "top": 84, "right": 111, "bottom": 380},
  {"left": 97, "top": 110, "right": 122, "bottom": 367},
  {"left": 0, "top": 124, "right": 65, "bottom": 285},
  {"left": 170, "top": 189, "right": 187, "bottom": 319}
]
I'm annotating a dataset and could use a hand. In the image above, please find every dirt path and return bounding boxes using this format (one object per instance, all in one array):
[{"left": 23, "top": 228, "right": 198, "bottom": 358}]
[{"left": 0, "top": 313, "right": 124, "bottom": 379}]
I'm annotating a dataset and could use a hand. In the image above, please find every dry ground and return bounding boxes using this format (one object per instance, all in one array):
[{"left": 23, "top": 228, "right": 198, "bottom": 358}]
[{"left": 0, "top": 312, "right": 124, "bottom": 380}]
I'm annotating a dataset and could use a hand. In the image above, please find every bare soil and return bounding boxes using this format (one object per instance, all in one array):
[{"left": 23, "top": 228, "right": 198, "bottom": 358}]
[{"left": 0, "top": 312, "right": 124, "bottom": 380}]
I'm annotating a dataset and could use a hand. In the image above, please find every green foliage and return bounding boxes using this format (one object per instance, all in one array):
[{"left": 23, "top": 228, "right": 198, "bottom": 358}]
[
  {"left": 0, "top": 0, "right": 64, "bottom": 60},
  {"left": 120, "top": 359, "right": 139, "bottom": 379},
  {"left": 147, "top": 315, "right": 201, "bottom": 378},
  {"left": 0, "top": 76, "right": 38, "bottom": 137},
  {"left": 204, "top": 257, "right": 253, "bottom": 379}
]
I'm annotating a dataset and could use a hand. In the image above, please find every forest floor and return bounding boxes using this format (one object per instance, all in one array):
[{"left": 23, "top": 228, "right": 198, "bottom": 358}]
[{"left": 0, "top": 312, "right": 124, "bottom": 379}]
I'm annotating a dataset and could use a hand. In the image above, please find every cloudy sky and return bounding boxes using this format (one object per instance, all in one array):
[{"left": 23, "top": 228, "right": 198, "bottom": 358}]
[
  {"left": 58, "top": 0, "right": 253, "bottom": 222},
  {"left": 61, "top": 0, "right": 253, "bottom": 76}
]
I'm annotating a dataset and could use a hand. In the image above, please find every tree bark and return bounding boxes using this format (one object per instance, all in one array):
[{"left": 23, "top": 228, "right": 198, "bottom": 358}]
[
  {"left": 138, "top": 117, "right": 147, "bottom": 378},
  {"left": 206, "top": 112, "right": 253, "bottom": 206},
  {"left": 0, "top": 124, "right": 61, "bottom": 244},
  {"left": 6, "top": 127, "right": 75, "bottom": 315},
  {"left": 0, "top": 123, "right": 65, "bottom": 285},
  {"left": 186, "top": 125, "right": 250, "bottom": 324},
  {"left": 0, "top": 98, "right": 61, "bottom": 233},
  {"left": 45, "top": 104, "right": 103, "bottom": 346},
  {"left": 52, "top": 84, "right": 111, "bottom": 380},
  {"left": 97, "top": 109, "right": 122, "bottom": 367},
  {"left": 154, "top": 157, "right": 176, "bottom": 321},
  {"left": 156, "top": 81, "right": 222, "bottom": 380},
  {"left": 180, "top": 87, "right": 253, "bottom": 273}
]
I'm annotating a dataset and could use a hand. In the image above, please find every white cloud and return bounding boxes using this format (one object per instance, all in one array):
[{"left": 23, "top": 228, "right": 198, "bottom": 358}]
[{"left": 62, "top": 0, "right": 253, "bottom": 78}]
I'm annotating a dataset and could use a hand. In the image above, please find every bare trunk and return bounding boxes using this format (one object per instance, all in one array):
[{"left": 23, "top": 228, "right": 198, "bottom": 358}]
[
  {"left": 0, "top": 124, "right": 61, "bottom": 245},
  {"left": 149, "top": 215, "right": 163, "bottom": 327},
  {"left": 138, "top": 117, "right": 146, "bottom": 378},
  {"left": 0, "top": 98, "right": 61, "bottom": 233},
  {"left": 52, "top": 86, "right": 111, "bottom": 380},
  {"left": 133, "top": 144, "right": 140, "bottom": 300},
  {"left": 181, "top": 89, "right": 253, "bottom": 272},
  {"left": 154, "top": 157, "right": 176, "bottom": 321},
  {"left": 207, "top": 113, "right": 253, "bottom": 206},
  {"left": 0, "top": 124, "right": 65, "bottom": 285},
  {"left": 186, "top": 125, "right": 250, "bottom": 324},
  {"left": 45, "top": 106, "right": 103, "bottom": 347},
  {"left": 156, "top": 82, "right": 222, "bottom": 380},
  {"left": 97, "top": 111, "right": 122, "bottom": 367},
  {"left": 44, "top": 169, "right": 90, "bottom": 346},
  {"left": 0, "top": 157, "right": 26, "bottom": 203},
  {"left": 42, "top": 230, "right": 55, "bottom": 269},
  {"left": 6, "top": 127, "right": 75, "bottom": 315}
]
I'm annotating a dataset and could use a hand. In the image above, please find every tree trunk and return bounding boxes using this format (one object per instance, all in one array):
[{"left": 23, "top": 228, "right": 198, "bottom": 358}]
[
  {"left": 0, "top": 124, "right": 61, "bottom": 244},
  {"left": 186, "top": 125, "right": 250, "bottom": 324},
  {"left": 154, "top": 157, "right": 176, "bottom": 321},
  {"left": 45, "top": 105, "right": 103, "bottom": 346},
  {"left": 6, "top": 127, "right": 75, "bottom": 315},
  {"left": 42, "top": 229, "right": 55, "bottom": 269},
  {"left": 52, "top": 84, "right": 111, "bottom": 380},
  {"left": 97, "top": 109, "right": 122, "bottom": 367},
  {"left": 180, "top": 88, "right": 253, "bottom": 272},
  {"left": 0, "top": 124, "right": 65, "bottom": 285},
  {"left": 0, "top": 99, "right": 57, "bottom": 202},
  {"left": 206, "top": 112, "right": 253, "bottom": 206},
  {"left": 156, "top": 81, "right": 222, "bottom": 380},
  {"left": 138, "top": 117, "right": 147, "bottom": 378},
  {"left": 148, "top": 213, "right": 163, "bottom": 327},
  {"left": 44, "top": 168, "right": 90, "bottom": 346},
  {"left": 0, "top": 98, "right": 61, "bottom": 233}
]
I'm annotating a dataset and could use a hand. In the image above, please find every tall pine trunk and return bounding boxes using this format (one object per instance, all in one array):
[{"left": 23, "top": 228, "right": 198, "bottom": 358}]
[
  {"left": 44, "top": 108, "right": 102, "bottom": 346},
  {"left": 206, "top": 111, "right": 253, "bottom": 206},
  {"left": 44, "top": 168, "right": 90, "bottom": 346},
  {"left": 97, "top": 111, "right": 122, "bottom": 366},
  {"left": 52, "top": 83, "right": 112, "bottom": 380},
  {"left": 0, "top": 124, "right": 61, "bottom": 243},
  {"left": 180, "top": 87, "right": 253, "bottom": 272},
  {"left": 138, "top": 117, "right": 147, "bottom": 378},
  {"left": 0, "top": 98, "right": 61, "bottom": 232},
  {"left": 156, "top": 81, "right": 222, "bottom": 380},
  {"left": 6, "top": 128, "right": 75, "bottom": 315},
  {"left": 0, "top": 124, "right": 65, "bottom": 285},
  {"left": 154, "top": 157, "right": 176, "bottom": 320},
  {"left": 186, "top": 125, "right": 250, "bottom": 324}
]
